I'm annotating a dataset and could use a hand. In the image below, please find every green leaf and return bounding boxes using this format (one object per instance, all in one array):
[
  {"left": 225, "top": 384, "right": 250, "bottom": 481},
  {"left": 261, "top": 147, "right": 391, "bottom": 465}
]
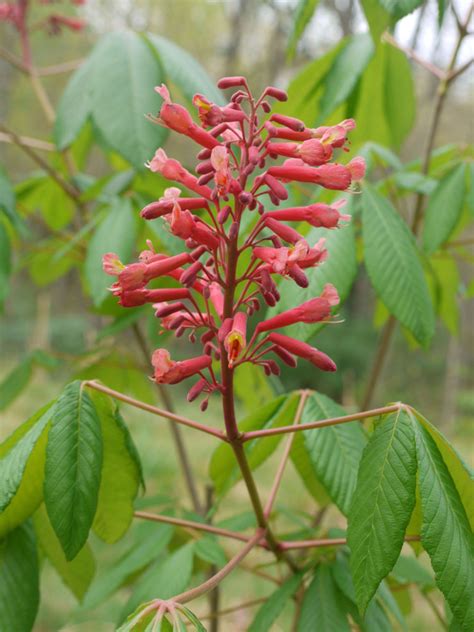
[
  {"left": 287, "top": 0, "right": 320, "bottom": 59},
  {"left": 85, "top": 198, "right": 137, "bottom": 306},
  {"left": 83, "top": 521, "right": 173, "bottom": 609},
  {"left": 348, "top": 409, "right": 417, "bottom": 613},
  {"left": 54, "top": 56, "right": 93, "bottom": 150},
  {"left": 145, "top": 33, "right": 223, "bottom": 105},
  {"left": 0, "top": 166, "right": 21, "bottom": 229},
  {"left": 359, "top": 0, "right": 392, "bottom": 43},
  {"left": 378, "top": 0, "right": 424, "bottom": 19},
  {"left": 394, "top": 171, "right": 438, "bottom": 195},
  {"left": 391, "top": 554, "right": 435, "bottom": 589},
  {"left": 209, "top": 394, "right": 299, "bottom": 495},
  {"left": 298, "top": 564, "right": 351, "bottom": 631},
  {"left": 351, "top": 43, "right": 415, "bottom": 149},
  {"left": 361, "top": 142, "right": 403, "bottom": 171},
  {"left": 123, "top": 542, "right": 195, "bottom": 619},
  {"left": 28, "top": 236, "right": 77, "bottom": 287},
  {"left": 301, "top": 392, "right": 367, "bottom": 515},
  {"left": 20, "top": 176, "right": 75, "bottom": 230},
  {"left": 0, "top": 405, "right": 53, "bottom": 512},
  {"left": 332, "top": 552, "right": 395, "bottom": 632},
  {"left": 290, "top": 430, "right": 331, "bottom": 506},
  {"left": 0, "top": 220, "right": 11, "bottom": 305},
  {"left": 248, "top": 572, "right": 304, "bottom": 632},
  {"left": 177, "top": 606, "right": 206, "bottom": 632},
  {"left": 87, "top": 390, "right": 142, "bottom": 543},
  {"left": 413, "top": 421, "right": 474, "bottom": 631},
  {"left": 277, "top": 40, "right": 347, "bottom": 125},
  {"left": 362, "top": 185, "right": 435, "bottom": 345},
  {"left": 33, "top": 503, "right": 95, "bottom": 600},
  {"left": 234, "top": 362, "right": 275, "bottom": 412},
  {"left": 430, "top": 254, "right": 460, "bottom": 334},
  {"left": 0, "top": 356, "right": 33, "bottom": 411},
  {"left": 91, "top": 31, "right": 166, "bottom": 169},
  {"left": 318, "top": 34, "right": 374, "bottom": 121},
  {"left": 194, "top": 536, "right": 227, "bottom": 568},
  {"left": 411, "top": 409, "right": 474, "bottom": 530},
  {"left": 0, "top": 522, "right": 39, "bottom": 632},
  {"left": 0, "top": 403, "right": 53, "bottom": 539},
  {"left": 267, "top": 218, "right": 357, "bottom": 342},
  {"left": 44, "top": 381, "right": 103, "bottom": 560},
  {"left": 423, "top": 164, "right": 467, "bottom": 254}
]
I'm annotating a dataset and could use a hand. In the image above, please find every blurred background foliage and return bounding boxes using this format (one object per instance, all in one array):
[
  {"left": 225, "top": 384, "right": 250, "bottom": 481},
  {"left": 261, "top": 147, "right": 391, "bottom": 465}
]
[{"left": 0, "top": 0, "right": 473, "bottom": 630}]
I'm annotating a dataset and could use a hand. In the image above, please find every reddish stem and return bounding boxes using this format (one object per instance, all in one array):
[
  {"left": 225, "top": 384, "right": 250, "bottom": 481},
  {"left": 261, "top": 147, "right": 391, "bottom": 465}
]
[
  {"left": 83, "top": 380, "right": 227, "bottom": 441},
  {"left": 242, "top": 403, "right": 403, "bottom": 441}
]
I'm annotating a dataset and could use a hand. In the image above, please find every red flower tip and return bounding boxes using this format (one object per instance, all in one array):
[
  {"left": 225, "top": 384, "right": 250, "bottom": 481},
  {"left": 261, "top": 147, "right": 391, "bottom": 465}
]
[
  {"left": 268, "top": 333, "right": 336, "bottom": 372},
  {"left": 217, "top": 76, "right": 247, "bottom": 89}
]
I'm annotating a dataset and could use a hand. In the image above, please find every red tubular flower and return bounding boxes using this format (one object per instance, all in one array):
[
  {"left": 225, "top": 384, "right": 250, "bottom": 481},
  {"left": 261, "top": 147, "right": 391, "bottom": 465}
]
[
  {"left": 153, "top": 85, "right": 219, "bottom": 149},
  {"left": 193, "top": 94, "right": 246, "bottom": 127},
  {"left": 147, "top": 149, "right": 213, "bottom": 199},
  {"left": 112, "top": 287, "right": 191, "bottom": 308},
  {"left": 223, "top": 312, "right": 247, "bottom": 367},
  {"left": 265, "top": 201, "right": 349, "bottom": 229},
  {"left": 268, "top": 140, "right": 332, "bottom": 166},
  {"left": 141, "top": 187, "right": 208, "bottom": 220},
  {"left": 268, "top": 333, "right": 336, "bottom": 372},
  {"left": 264, "top": 217, "right": 304, "bottom": 244},
  {"left": 257, "top": 284, "right": 339, "bottom": 333},
  {"left": 268, "top": 161, "right": 361, "bottom": 191},
  {"left": 152, "top": 349, "right": 212, "bottom": 384}
]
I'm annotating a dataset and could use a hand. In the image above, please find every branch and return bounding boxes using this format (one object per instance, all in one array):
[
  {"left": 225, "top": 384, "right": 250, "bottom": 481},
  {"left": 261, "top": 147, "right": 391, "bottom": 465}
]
[
  {"left": 83, "top": 380, "right": 228, "bottom": 441},
  {"left": 0, "top": 131, "right": 54, "bottom": 151},
  {"left": 0, "top": 122, "right": 80, "bottom": 202},
  {"left": 0, "top": 46, "right": 29, "bottom": 73},
  {"left": 263, "top": 390, "right": 310, "bottom": 518},
  {"left": 174, "top": 530, "right": 265, "bottom": 604},
  {"left": 134, "top": 510, "right": 250, "bottom": 544},
  {"left": 29, "top": 67, "right": 55, "bottom": 123},
  {"left": 382, "top": 32, "right": 445, "bottom": 79},
  {"left": 37, "top": 58, "right": 84, "bottom": 76},
  {"left": 280, "top": 535, "right": 421, "bottom": 550},
  {"left": 447, "top": 57, "right": 474, "bottom": 84},
  {"left": 241, "top": 403, "right": 402, "bottom": 441}
]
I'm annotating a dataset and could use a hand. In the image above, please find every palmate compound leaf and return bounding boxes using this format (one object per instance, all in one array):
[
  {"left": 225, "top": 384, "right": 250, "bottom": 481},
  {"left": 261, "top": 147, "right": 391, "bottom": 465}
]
[
  {"left": 44, "top": 381, "right": 103, "bottom": 561},
  {"left": 33, "top": 503, "right": 95, "bottom": 601},
  {"left": 0, "top": 521, "right": 39, "bottom": 632},
  {"left": 298, "top": 564, "right": 351, "bottom": 632},
  {"left": 298, "top": 392, "right": 367, "bottom": 515},
  {"left": 347, "top": 408, "right": 417, "bottom": 613},
  {"left": 362, "top": 185, "right": 435, "bottom": 346},
  {"left": 88, "top": 389, "right": 143, "bottom": 543},
  {"left": 0, "top": 402, "right": 54, "bottom": 538},
  {"left": 413, "top": 419, "right": 474, "bottom": 631}
]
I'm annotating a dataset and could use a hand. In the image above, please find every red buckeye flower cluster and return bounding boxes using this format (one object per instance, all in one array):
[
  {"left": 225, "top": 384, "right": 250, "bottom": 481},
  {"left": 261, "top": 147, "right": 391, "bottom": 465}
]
[{"left": 104, "top": 77, "right": 365, "bottom": 410}]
